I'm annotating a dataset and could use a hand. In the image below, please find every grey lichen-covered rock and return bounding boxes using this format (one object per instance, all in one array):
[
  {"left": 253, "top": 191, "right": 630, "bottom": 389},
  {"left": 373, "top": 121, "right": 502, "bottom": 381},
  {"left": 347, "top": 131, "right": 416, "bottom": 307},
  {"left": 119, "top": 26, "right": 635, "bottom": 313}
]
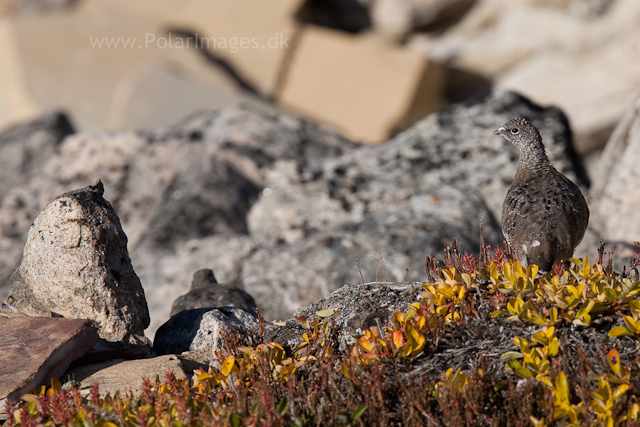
[
  {"left": 249, "top": 91, "right": 587, "bottom": 246},
  {"left": 0, "top": 111, "right": 73, "bottom": 198},
  {"left": 170, "top": 269, "right": 257, "bottom": 317},
  {"left": 154, "top": 307, "right": 260, "bottom": 356},
  {"left": 243, "top": 91, "right": 586, "bottom": 320},
  {"left": 590, "top": 95, "right": 640, "bottom": 243},
  {"left": 8, "top": 181, "right": 150, "bottom": 344},
  {"left": 265, "top": 281, "right": 424, "bottom": 353},
  {"left": 0, "top": 112, "right": 74, "bottom": 299}
]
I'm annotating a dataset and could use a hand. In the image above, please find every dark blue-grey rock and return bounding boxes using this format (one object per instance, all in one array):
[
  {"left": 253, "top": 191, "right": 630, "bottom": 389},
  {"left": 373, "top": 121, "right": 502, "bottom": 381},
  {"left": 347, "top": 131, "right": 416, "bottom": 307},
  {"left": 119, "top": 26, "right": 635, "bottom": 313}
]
[{"left": 154, "top": 307, "right": 260, "bottom": 356}]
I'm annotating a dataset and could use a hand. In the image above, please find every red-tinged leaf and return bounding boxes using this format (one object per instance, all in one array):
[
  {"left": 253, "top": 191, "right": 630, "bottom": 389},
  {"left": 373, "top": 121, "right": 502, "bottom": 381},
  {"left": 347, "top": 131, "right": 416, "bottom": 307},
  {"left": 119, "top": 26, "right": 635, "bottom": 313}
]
[
  {"left": 416, "top": 315, "right": 426, "bottom": 330},
  {"left": 361, "top": 353, "right": 379, "bottom": 362},
  {"left": 608, "top": 349, "right": 621, "bottom": 377},
  {"left": 358, "top": 338, "right": 373, "bottom": 353},
  {"left": 392, "top": 330, "right": 404, "bottom": 349}
]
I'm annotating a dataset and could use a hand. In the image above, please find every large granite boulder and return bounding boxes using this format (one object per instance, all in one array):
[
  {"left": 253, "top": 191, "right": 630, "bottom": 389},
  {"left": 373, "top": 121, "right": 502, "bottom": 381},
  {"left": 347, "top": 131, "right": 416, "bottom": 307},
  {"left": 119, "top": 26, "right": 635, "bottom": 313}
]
[
  {"left": 590, "top": 95, "right": 640, "bottom": 243},
  {"left": 8, "top": 181, "right": 150, "bottom": 345}
]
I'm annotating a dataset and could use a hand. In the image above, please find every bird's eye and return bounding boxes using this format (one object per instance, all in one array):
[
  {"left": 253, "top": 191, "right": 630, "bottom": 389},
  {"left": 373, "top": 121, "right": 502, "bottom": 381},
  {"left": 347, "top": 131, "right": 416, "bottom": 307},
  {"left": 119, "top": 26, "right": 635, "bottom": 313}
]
[{"left": 510, "top": 128, "right": 519, "bottom": 134}]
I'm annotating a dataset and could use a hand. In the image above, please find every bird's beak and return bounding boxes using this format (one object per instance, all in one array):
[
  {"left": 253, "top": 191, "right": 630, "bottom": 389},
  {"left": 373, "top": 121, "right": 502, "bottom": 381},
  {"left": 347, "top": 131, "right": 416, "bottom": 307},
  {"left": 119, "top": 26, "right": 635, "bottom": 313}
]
[{"left": 494, "top": 127, "right": 507, "bottom": 136}]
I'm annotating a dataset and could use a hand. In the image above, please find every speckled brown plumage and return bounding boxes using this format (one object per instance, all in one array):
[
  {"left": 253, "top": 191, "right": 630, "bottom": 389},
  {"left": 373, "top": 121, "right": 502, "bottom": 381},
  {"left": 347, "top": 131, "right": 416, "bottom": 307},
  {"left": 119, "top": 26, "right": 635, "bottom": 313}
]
[
  {"left": 170, "top": 269, "right": 257, "bottom": 317},
  {"left": 495, "top": 118, "right": 589, "bottom": 273}
]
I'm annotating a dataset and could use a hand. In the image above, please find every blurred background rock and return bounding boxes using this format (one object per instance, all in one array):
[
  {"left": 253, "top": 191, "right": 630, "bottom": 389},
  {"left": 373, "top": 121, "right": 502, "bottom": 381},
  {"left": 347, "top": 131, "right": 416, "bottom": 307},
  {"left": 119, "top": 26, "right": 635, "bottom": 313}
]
[
  {"left": 2, "top": 0, "right": 638, "bottom": 156},
  {"left": 0, "top": 0, "right": 639, "bottom": 336}
]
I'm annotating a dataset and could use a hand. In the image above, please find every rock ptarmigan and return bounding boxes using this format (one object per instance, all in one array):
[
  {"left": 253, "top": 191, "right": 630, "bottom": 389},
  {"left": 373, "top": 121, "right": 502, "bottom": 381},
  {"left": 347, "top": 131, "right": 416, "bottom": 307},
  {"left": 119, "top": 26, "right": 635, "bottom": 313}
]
[
  {"left": 170, "top": 269, "right": 257, "bottom": 317},
  {"left": 494, "top": 118, "right": 589, "bottom": 273}
]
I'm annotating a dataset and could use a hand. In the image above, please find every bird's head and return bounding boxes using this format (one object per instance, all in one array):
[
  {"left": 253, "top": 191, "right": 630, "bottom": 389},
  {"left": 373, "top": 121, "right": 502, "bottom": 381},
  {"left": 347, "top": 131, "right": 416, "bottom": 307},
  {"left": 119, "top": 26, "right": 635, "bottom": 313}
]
[
  {"left": 494, "top": 117, "right": 541, "bottom": 150},
  {"left": 191, "top": 268, "right": 218, "bottom": 289}
]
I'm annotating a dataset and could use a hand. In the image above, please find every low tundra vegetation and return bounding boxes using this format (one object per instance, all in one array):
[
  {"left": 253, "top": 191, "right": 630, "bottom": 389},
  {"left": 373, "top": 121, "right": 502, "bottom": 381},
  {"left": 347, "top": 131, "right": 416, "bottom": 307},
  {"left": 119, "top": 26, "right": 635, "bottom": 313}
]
[{"left": 6, "top": 243, "right": 640, "bottom": 426}]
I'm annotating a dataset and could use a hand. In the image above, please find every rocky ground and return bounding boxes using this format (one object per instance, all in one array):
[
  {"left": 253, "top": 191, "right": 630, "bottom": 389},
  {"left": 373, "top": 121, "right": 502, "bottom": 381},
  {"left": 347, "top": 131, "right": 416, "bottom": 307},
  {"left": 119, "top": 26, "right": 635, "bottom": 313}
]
[
  {"left": 1, "top": 0, "right": 640, "bottom": 415},
  {"left": 2, "top": 90, "right": 640, "bottom": 411},
  {"left": 0, "top": 90, "right": 606, "bottom": 338}
]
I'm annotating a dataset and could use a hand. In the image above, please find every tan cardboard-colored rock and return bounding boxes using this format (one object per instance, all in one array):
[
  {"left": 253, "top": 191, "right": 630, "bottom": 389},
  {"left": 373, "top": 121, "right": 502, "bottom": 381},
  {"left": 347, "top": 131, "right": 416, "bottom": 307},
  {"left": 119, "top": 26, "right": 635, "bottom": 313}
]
[
  {"left": 278, "top": 26, "right": 442, "bottom": 143},
  {"left": 0, "top": 19, "right": 41, "bottom": 131},
  {"left": 62, "top": 355, "right": 188, "bottom": 396},
  {"left": 167, "top": 0, "right": 304, "bottom": 96}
]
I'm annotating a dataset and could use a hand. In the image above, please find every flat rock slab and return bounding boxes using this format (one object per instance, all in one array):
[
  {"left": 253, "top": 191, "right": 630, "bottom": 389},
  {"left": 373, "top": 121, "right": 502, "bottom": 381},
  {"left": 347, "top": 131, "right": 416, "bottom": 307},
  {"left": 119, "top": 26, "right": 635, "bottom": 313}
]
[
  {"left": 62, "top": 355, "right": 187, "bottom": 396},
  {"left": 0, "top": 317, "right": 98, "bottom": 405}
]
